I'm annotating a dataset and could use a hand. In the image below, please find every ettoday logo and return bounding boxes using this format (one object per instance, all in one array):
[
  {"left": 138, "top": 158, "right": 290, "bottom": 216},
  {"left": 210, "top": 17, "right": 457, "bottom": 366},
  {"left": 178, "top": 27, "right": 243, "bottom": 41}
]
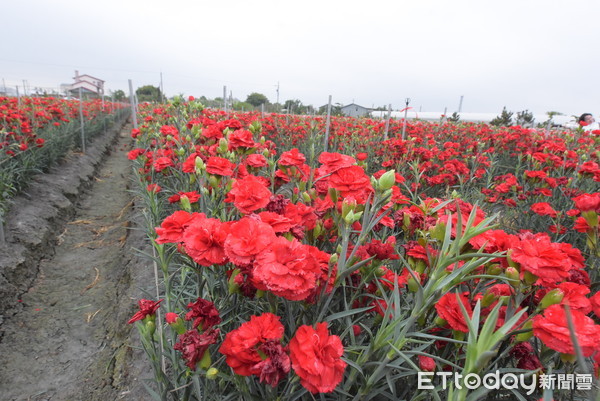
[{"left": 418, "top": 371, "right": 537, "bottom": 395}]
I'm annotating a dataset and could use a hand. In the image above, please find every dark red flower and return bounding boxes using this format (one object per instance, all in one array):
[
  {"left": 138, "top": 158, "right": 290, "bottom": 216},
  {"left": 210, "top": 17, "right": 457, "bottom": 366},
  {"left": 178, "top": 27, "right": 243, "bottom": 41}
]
[
  {"left": 173, "top": 328, "right": 219, "bottom": 370},
  {"left": 128, "top": 299, "right": 163, "bottom": 324},
  {"left": 185, "top": 298, "right": 221, "bottom": 330}
]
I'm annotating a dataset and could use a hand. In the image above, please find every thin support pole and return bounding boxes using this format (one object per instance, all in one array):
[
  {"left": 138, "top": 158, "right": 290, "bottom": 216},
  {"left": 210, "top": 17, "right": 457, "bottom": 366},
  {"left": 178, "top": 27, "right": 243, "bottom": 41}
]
[
  {"left": 324, "top": 95, "right": 332, "bottom": 152},
  {"left": 79, "top": 87, "right": 86, "bottom": 153},
  {"left": 128, "top": 79, "right": 138, "bottom": 129}
]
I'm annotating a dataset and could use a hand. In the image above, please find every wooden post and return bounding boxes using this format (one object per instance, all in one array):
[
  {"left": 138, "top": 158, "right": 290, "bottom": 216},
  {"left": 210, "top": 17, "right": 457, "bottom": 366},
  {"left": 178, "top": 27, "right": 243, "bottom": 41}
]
[
  {"left": 79, "top": 87, "right": 86, "bottom": 153},
  {"left": 128, "top": 79, "right": 138, "bottom": 129},
  {"left": 383, "top": 103, "right": 392, "bottom": 140},
  {"left": 402, "top": 98, "right": 410, "bottom": 140},
  {"left": 324, "top": 95, "right": 332, "bottom": 152}
]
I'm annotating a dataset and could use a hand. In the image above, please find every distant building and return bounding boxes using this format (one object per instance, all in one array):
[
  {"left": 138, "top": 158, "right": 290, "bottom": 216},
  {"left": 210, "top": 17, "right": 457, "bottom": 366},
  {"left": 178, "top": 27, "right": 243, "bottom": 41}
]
[
  {"left": 341, "top": 103, "right": 370, "bottom": 118},
  {"left": 63, "top": 70, "right": 105, "bottom": 97}
]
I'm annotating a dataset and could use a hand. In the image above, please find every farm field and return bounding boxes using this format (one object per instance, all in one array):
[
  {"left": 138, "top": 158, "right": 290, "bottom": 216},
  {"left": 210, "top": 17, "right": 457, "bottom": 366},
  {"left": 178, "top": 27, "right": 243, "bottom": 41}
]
[{"left": 0, "top": 96, "right": 599, "bottom": 400}]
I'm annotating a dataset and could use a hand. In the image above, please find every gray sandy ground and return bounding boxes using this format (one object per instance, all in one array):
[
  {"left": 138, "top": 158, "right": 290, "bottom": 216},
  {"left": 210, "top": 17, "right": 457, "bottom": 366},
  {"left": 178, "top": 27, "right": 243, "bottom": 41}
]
[{"left": 0, "top": 126, "right": 153, "bottom": 400}]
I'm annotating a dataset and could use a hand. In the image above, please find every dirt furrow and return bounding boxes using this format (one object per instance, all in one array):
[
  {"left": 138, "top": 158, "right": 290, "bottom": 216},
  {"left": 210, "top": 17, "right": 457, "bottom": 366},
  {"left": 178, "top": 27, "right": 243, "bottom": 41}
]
[{"left": 0, "top": 126, "right": 152, "bottom": 401}]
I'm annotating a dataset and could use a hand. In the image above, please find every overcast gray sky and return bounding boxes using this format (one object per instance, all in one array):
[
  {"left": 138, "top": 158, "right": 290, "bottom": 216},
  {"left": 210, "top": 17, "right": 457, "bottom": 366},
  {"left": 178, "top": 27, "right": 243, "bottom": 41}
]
[{"left": 1, "top": 0, "right": 598, "bottom": 115}]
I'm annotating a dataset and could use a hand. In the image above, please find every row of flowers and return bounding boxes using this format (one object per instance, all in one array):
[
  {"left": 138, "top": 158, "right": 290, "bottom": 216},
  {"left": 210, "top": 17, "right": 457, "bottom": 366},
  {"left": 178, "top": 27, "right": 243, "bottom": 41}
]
[
  {"left": 0, "top": 96, "right": 127, "bottom": 217},
  {"left": 128, "top": 97, "right": 599, "bottom": 401}
]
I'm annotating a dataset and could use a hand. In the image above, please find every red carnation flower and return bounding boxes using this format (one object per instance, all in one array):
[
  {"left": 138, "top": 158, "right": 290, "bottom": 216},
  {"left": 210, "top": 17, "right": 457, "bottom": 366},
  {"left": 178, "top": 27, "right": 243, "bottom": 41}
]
[
  {"left": 530, "top": 202, "right": 558, "bottom": 218},
  {"left": 556, "top": 282, "right": 592, "bottom": 314},
  {"left": 329, "top": 165, "right": 373, "bottom": 200},
  {"left": 206, "top": 157, "right": 235, "bottom": 176},
  {"left": 279, "top": 148, "right": 306, "bottom": 167},
  {"left": 185, "top": 298, "right": 221, "bottom": 330},
  {"left": 128, "top": 299, "right": 163, "bottom": 324},
  {"left": 229, "top": 129, "right": 256, "bottom": 149},
  {"left": 246, "top": 154, "right": 267, "bottom": 168},
  {"left": 435, "top": 292, "right": 472, "bottom": 333},
  {"left": 573, "top": 193, "right": 600, "bottom": 212},
  {"left": 224, "top": 217, "right": 277, "bottom": 266},
  {"left": 510, "top": 235, "right": 574, "bottom": 286},
  {"left": 289, "top": 322, "right": 346, "bottom": 394},
  {"left": 356, "top": 152, "right": 368, "bottom": 161},
  {"left": 183, "top": 217, "right": 231, "bottom": 266},
  {"left": 252, "top": 237, "right": 321, "bottom": 301},
  {"left": 318, "top": 152, "right": 356, "bottom": 173},
  {"left": 153, "top": 156, "right": 174, "bottom": 172},
  {"left": 173, "top": 328, "right": 219, "bottom": 370},
  {"left": 532, "top": 304, "right": 600, "bottom": 356},
  {"left": 226, "top": 175, "right": 272, "bottom": 214},
  {"left": 154, "top": 210, "right": 206, "bottom": 244},
  {"left": 219, "top": 313, "right": 286, "bottom": 377},
  {"left": 590, "top": 292, "right": 600, "bottom": 317}
]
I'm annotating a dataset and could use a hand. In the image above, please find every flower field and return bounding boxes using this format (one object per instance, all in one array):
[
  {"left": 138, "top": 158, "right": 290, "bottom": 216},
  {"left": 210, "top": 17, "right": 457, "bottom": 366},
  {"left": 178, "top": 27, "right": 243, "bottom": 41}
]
[
  {"left": 0, "top": 96, "right": 127, "bottom": 219},
  {"left": 128, "top": 98, "right": 600, "bottom": 401}
]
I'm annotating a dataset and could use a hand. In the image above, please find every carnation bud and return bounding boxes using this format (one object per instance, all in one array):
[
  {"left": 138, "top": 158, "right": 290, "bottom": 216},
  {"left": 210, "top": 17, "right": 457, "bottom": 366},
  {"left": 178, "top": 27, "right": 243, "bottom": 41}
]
[
  {"left": 144, "top": 319, "right": 156, "bottom": 338},
  {"left": 418, "top": 355, "right": 436, "bottom": 372},
  {"left": 344, "top": 210, "right": 363, "bottom": 225},
  {"left": 434, "top": 316, "right": 447, "bottom": 327},
  {"left": 378, "top": 169, "right": 396, "bottom": 191},
  {"left": 218, "top": 138, "right": 228, "bottom": 153},
  {"left": 523, "top": 271, "right": 538, "bottom": 285},
  {"left": 505, "top": 267, "right": 520, "bottom": 286},
  {"left": 228, "top": 269, "right": 241, "bottom": 294},
  {"left": 342, "top": 198, "right": 357, "bottom": 219},
  {"left": 514, "top": 321, "right": 533, "bottom": 342},
  {"left": 165, "top": 313, "right": 187, "bottom": 335},
  {"left": 208, "top": 175, "right": 220, "bottom": 189},
  {"left": 195, "top": 156, "right": 205, "bottom": 172},
  {"left": 206, "top": 367, "right": 219, "bottom": 379},
  {"left": 539, "top": 288, "right": 564, "bottom": 310},
  {"left": 199, "top": 350, "right": 212, "bottom": 370},
  {"left": 560, "top": 353, "right": 577, "bottom": 363},
  {"left": 407, "top": 274, "right": 421, "bottom": 293},
  {"left": 481, "top": 292, "right": 497, "bottom": 308},
  {"left": 192, "top": 125, "right": 201, "bottom": 138},
  {"left": 180, "top": 195, "right": 192, "bottom": 212},
  {"left": 328, "top": 187, "right": 338, "bottom": 204},
  {"left": 486, "top": 264, "right": 503, "bottom": 276},
  {"left": 301, "top": 191, "right": 311, "bottom": 203},
  {"left": 329, "top": 253, "right": 338, "bottom": 265},
  {"left": 177, "top": 147, "right": 186, "bottom": 157}
]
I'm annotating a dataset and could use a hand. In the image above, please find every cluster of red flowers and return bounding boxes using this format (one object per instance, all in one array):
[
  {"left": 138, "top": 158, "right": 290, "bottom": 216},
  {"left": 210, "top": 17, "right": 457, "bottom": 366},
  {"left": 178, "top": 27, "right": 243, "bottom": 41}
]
[{"left": 128, "top": 100, "right": 600, "bottom": 397}]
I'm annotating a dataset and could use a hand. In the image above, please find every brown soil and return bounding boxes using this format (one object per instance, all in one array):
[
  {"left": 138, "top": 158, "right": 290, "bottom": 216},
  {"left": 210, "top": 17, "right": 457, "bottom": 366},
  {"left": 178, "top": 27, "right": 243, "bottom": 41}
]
[{"left": 0, "top": 124, "right": 153, "bottom": 400}]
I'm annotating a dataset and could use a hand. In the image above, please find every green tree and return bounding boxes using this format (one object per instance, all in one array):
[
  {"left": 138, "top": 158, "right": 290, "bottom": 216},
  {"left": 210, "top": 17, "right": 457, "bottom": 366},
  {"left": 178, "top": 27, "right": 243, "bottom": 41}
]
[
  {"left": 515, "top": 110, "right": 535, "bottom": 127},
  {"left": 111, "top": 89, "right": 127, "bottom": 102},
  {"left": 136, "top": 85, "right": 163, "bottom": 103},
  {"left": 245, "top": 92, "right": 269, "bottom": 107},
  {"left": 448, "top": 112, "right": 461, "bottom": 123},
  {"left": 489, "top": 107, "right": 513, "bottom": 127}
]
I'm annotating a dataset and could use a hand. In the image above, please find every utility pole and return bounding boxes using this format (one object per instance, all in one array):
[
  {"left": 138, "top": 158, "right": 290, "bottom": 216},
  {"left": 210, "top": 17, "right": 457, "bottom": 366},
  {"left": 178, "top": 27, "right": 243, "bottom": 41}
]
[
  {"left": 160, "top": 71, "right": 164, "bottom": 103},
  {"left": 223, "top": 85, "right": 227, "bottom": 112},
  {"left": 276, "top": 81, "right": 280, "bottom": 110},
  {"left": 458, "top": 95, "right": 464, "bottom": 113}
]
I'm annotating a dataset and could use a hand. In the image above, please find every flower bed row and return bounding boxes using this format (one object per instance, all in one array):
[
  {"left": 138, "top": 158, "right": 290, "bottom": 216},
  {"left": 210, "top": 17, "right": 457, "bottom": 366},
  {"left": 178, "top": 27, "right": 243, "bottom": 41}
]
[
  {"left": 0, "top": 96, "right": 128, "bottom": 218},
  {"left": 128, "top": 98, "right": 599, "bottom": 401}
]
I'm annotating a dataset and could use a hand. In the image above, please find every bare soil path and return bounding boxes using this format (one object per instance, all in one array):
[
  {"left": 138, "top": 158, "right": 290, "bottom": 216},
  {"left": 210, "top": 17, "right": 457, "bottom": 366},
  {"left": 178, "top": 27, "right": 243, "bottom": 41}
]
[{"left": 0, "top": 125, "right": 152, "bottom": 401}]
